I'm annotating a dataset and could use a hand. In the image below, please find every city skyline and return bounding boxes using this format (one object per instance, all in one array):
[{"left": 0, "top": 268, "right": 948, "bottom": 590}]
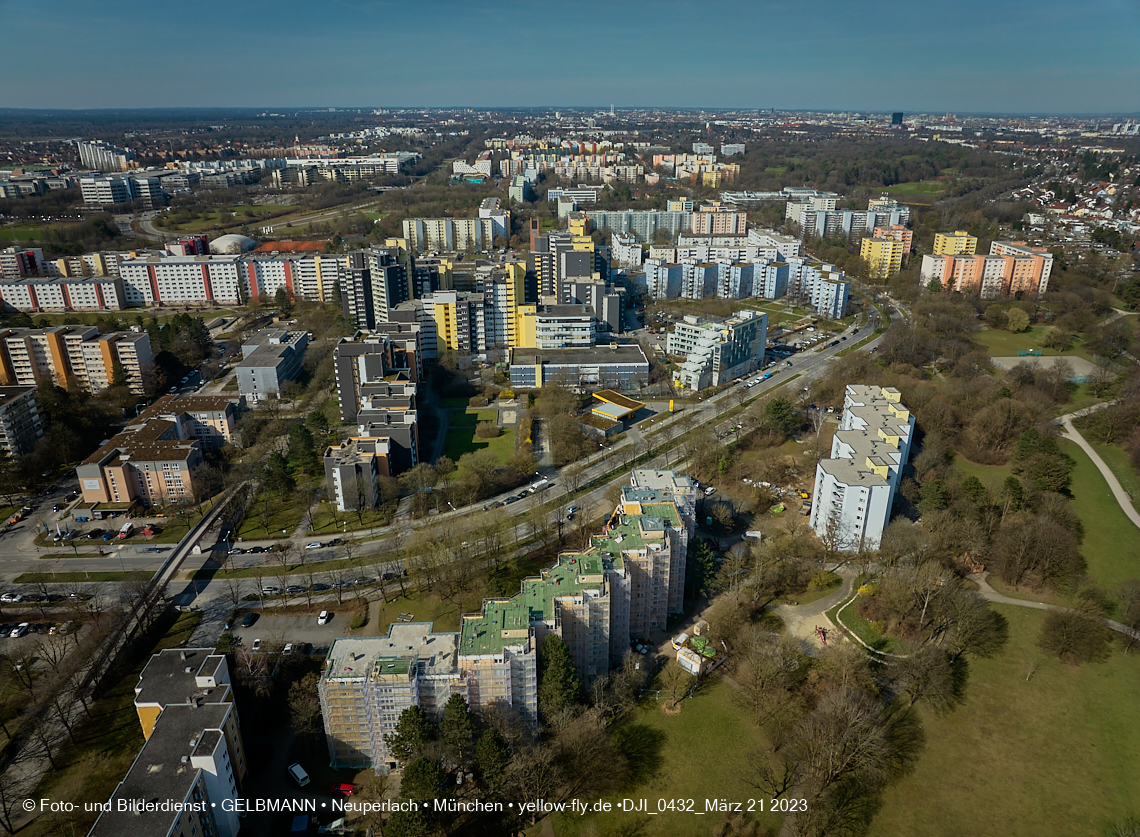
[{"left": 1, "top": 0, "right": 1137, "bottom": 113}]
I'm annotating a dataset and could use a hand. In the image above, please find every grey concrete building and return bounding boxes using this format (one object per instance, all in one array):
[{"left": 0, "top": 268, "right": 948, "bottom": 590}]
[
  {"left": 509, "top": 344, "right": 649, "bottom": 390},
  {"left": 235, "top": 328, "right": 308, "bottom": 402}
]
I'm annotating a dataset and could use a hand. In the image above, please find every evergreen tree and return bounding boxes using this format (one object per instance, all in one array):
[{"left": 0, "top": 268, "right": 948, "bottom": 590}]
[
  {"left": 305, "top": 410, "right": 329, "bottom": 435},
  {"left": 764, "top": 397, "right": 798, "bottom": 435},
  {"left": 538, "top": 634, "right": 582, "bottom": 721},
  {"left": 685, "top": 537, "right": 718, "bottom": 599},
  {"left": 399, "top": 757, "right": 448, "bottom": 802},
  {"left": 440, "top": 694, "right": 475, "bottom": 766},
  {"left": 959, "top": 476, "right": 987, "bottom": 506},
  {"left": 385, "top": 705, "right": 436, "bottom": 764},
  {"left": 473, "top": 728, "right": 510, "bottom": 792}
]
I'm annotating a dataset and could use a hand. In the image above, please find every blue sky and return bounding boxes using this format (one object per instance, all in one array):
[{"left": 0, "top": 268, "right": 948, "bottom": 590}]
[{"left": 1, "top": 0, "right": 1137, "bottom": 113}]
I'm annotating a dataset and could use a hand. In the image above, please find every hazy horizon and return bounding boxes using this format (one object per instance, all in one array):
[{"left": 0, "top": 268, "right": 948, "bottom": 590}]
[{"left": 1, "top": 0, "right": 1137, "bottom": 113}]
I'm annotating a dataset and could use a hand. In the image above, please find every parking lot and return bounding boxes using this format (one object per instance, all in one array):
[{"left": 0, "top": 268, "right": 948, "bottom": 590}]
[{"left": 230, "top": 611, "right": 346, "bottom": 654}]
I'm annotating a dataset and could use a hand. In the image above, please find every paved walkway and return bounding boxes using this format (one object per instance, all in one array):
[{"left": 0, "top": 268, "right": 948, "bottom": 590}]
[
  {"left": 773, "top": 572, "right": 854, "bottom": 653},
  {"left": 1058, "top": 414, "right": 1140, "bottom": 531}
]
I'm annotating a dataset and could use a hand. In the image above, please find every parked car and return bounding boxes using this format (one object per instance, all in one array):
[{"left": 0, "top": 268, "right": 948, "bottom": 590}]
[
  {"left": 251, "top": 638, "right": 262, "bottom": 652},
  {"left": 329, "top": 783, "right": 355, "bottom": 797},
  {"left": 84, "top": 529, "right": 104, "bottom": 539},
  {"left": 102, "top": 531, "right": 115, "bottom": 541},
  {"left": 0, "top": 592, "right": 23, "bottom": 604},
  {"left": 305, "top": 542, "right": 322, "bottom": 550},
  {"left": 261, "top": 586, "right": 280, "bottom": 595},
  {"left": 317, "top": 611, "right": 332, "bottom": 625},
  {"left": 311, "top": 583, "right": 330, "bottom": 591},
  {"left": 241, "top": 612, "right": 257, "bottom": 628},
  {"left": 286, "top": 585, "right": 306, "bottom": 594},
  {"left": 283, "top": 643, "right": 294, "bottom": 655},
  {"left": 9, "top": 623, "right": 30, "bottom": 638}
]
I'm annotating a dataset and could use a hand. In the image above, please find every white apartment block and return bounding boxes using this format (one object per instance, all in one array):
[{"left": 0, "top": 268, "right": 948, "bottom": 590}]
[
  {"left": 786, "top": 259, "right": 850, "bottom": 319},
  {"left": 717, "top": 262, "right": 756, "bottom": 299},
  {"left": 401, "top": 217, "right": 501, "bottom": 253},
  {"left": 534, "top": 304, "right": 596, "bottom": 349},
  {"left": 679, "top": 262, "right": 719, "bottom": 300},
  {"left": 667, "top": 310, "right": 767, "bottom": 391},
  {"left": 0, "top": 276, "right": 126, "bottom": 312},
  {"left": 642, "top": 260, "right": 683, "bottom": 301},
  {"left": 76, "top": 140, "right": 134, "bottom": 172},
  {"left": 612, "top": 232, "right": 644, "bottom": 268},
  {"left": 810, "top": 385, "right": 914, "bottom": 551}
]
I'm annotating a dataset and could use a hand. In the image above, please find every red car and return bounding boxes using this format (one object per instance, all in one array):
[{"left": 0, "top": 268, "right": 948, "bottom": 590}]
[{"left": 329, "top": 783, "right": 355, "bottom": 797}]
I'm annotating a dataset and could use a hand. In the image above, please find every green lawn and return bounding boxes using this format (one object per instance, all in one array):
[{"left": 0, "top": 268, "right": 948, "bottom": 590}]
[
  {"left": 1059, "top": 382, "right": 1106, "bottom": 417},
  {"left": 367, "top": 590, "right": 468, "bottom": 635},
  {"left": 236, "top": 489, "right": 307, "bottom": 539},
  {"left": 445, "top": 408, "right": 516, "bottom": 463},
  {"left": 1084, "top": 438, "right": 1140, "bottom": 514},
  {"left": 551, "top": 679, "right": 781, "bottom": 837},
  {"left": 951, "top": 456, "right": 1012, "bottom": 492},
  {"left": 158, "top": 204, "right": 296, "bottom": 234},
  {"left": 1059, "top": 439, "right": 1140, "bottom": 590},
  {"left": 869, "top": 604, "right": 1140, "bottom": 837},
  {"left": 15, "top": 571, "right": 153, "bottom": 583},
  {"left": 308, "top": 500, "right": 395, "bottom": 535},
  {"left": 448, "top": 408, "right": 499, "bottom": 427},
  {"left": 880, "top": 181, "right": 946, "bottom": 201},
  {"left": 972, "top": 326, "right": 1096, "bottom": 363}
]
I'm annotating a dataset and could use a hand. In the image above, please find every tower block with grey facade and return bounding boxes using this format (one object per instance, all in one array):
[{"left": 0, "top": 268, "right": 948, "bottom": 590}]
[{"left": 809, "top": 385, "right": 914, "bottom": 551}]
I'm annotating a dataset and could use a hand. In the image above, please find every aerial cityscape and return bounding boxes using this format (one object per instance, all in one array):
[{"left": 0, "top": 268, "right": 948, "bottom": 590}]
[{"left": 0, "top": 3, "right": 1138, "bottom": 837}]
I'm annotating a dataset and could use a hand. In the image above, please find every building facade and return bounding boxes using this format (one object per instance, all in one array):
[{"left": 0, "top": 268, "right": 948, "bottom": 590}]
[
  {"left": 235, "top": 329, "right": 308, "bottom": 402},
  {"left": 0, "top": 326, "right": 152, "bottom": 394},
  {"left": 667, "top": 310, "right": 768, "bottom": 391},
  {"left": 809, "top": 385, "right": 915, "bottom": 551}
]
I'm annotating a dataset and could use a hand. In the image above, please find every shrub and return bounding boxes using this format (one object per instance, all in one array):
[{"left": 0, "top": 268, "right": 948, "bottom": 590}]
[
  {"left": 474, "top": 421, "right": 501, "bottom": 439},
  {"left": 1037, "top": 609, "right": 1112, "bottom": 665}
]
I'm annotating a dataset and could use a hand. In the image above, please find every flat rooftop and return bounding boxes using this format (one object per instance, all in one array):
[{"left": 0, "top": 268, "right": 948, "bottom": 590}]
[
  {"left": 630, "top": 469, "right": 696, "bottom": 493},
  {"left": 89, "top": 703, "right": 232, "bottom": 837},
  {"left": 509, "top": 344, "right": 648, "bottom": 366},
  {"left": 324, "top": 623, "right": 459, "bottom": 683},
  {"left": 818, "top": 456, "right": 889, "bottom": 488},
  {"left": 134, "top": 648, "right": 229, "bottom": 709}
]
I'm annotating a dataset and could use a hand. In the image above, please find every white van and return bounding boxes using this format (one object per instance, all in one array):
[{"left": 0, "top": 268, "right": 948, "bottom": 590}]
[
  {"left": 671, "top": 632, "right": 689, "bottom": 650},
  {"left": 288, "top": 763, "right": 310, "bottom": 787}
]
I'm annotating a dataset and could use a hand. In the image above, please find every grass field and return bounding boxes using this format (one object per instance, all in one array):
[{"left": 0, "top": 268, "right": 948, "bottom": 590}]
[
  {"left": 444, "top": 408, "right": 516, "bottom": 463},
  {"left": 868, "top": 604, "right": 1140, "bottom": 837},
  {"left": 236, "top": 489, "right": 307, "bottom": 539},
  {"left": 550, "top": 679, "right": 782, "bottom": 837},
  {"left": 157, "top": 204, "right": 296, "bottom": 234},
  {"left": 971, "top": 326, "right": 1096, "bottom": 363},
  {"left": 1084, "top": 438, "right": 1140, "bottom": 514},
  {"left": 18, "top": 612, "right": 200, "bottom": 837},
  {"left": 880, "top": 180, "right": 946, "bottom": 201},
  {"left": 15, "top": 570, "right": 152, "bottom": 583},
  {"left": 1059, "top": 439, "right": 1140, "bottom": 589}
]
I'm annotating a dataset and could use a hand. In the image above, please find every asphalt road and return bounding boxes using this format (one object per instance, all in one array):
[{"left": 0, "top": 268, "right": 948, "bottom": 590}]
[{"left": 1, "top": 299, "right": 900, "bottom": 651}]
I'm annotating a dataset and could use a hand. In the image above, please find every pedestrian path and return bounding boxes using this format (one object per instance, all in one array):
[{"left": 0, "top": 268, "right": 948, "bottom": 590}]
[{"left": 1058, "top": 415, "right": 1140, "bottom": 531}]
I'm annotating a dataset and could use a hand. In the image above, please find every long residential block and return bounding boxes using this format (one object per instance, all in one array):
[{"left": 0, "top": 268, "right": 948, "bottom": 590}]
[{"left": 809, "top": 385, "right": 914, "bottom": 551}]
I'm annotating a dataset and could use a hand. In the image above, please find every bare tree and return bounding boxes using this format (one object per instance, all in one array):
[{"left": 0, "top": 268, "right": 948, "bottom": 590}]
[{"left": 657, "top": 660, "right": 694, "bottom": 709}]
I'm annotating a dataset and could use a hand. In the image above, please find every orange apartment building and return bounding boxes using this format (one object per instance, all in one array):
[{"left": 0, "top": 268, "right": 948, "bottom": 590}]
[
  {"left": 75, "top": 394, "right": 242, "bottom": 508},
  {"left": 0, "top": 325, "right": 152, "bottom": 394},
  {"left": 919, "top": 240, "right": 1053, "bottom": 299},
  {"left": 872, "top": 224, "right": 914, "bottom": 261}
]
